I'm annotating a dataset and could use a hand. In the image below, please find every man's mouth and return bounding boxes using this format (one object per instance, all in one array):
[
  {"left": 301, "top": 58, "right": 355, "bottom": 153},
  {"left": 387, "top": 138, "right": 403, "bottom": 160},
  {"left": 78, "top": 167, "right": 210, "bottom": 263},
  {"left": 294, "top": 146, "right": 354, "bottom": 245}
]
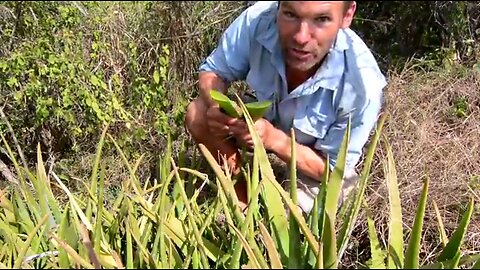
[{"left": 289, "top": 48, "right": 312, "bottom": 60}]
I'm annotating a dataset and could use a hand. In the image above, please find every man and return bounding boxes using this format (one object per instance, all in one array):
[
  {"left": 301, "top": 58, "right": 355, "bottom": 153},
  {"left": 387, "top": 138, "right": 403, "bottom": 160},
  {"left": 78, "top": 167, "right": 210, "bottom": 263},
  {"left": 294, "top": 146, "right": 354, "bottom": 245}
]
[{"left": 185, "top": 1, "right": 387, "bottom": 214}]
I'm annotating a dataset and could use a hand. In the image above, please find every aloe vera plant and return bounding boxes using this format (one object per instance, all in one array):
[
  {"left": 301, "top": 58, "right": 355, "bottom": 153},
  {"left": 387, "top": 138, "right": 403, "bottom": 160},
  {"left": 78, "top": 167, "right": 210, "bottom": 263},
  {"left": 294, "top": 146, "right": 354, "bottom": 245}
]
[
  {"left": 0, "top": 99, "right": 478, "bottom": 269},
  {"left": 363, "top": 138, "right": 478, "bottom": 270},
  {"left": 210, "top": 90, "right": 272, "bottom": 121}
]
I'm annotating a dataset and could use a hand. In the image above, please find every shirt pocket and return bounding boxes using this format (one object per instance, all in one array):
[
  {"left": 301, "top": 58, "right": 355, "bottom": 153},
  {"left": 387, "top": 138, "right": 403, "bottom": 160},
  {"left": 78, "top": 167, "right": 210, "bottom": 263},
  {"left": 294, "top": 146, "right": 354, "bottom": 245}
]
[
  {"left": 246, "top": 70, "right": 276, "bottom": 101},
  {"left": 307, "top": 110, "right": 332, "bottom": 139},
  {"left": 246, "top": 70, "right": 279, "bottom": 121},
  {"left": 293, "top": 96, "right": 334, "bottom": 141}
]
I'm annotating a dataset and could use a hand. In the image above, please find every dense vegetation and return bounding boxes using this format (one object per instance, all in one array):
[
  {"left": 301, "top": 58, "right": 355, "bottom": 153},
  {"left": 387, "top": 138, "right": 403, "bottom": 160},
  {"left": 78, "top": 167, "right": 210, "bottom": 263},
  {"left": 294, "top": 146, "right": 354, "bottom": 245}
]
[{"left": 0, "top": 1, "right": 479, "bottom": 268}]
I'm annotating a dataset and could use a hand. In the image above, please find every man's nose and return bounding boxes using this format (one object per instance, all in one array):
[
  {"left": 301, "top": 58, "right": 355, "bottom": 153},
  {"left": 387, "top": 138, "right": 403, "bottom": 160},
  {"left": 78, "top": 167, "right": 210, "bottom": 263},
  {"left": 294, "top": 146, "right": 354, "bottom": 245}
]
[{"left": 293, "top": 21, "right": 311, "bottom": 45}]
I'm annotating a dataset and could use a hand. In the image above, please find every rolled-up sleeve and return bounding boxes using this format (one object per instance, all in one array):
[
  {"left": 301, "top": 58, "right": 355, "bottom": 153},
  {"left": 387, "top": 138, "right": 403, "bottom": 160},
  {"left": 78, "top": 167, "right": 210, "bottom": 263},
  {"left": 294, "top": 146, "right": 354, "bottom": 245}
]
[
  {"left": 314, "top": 71, "right": 387, "bottom": 172},
  {"left": 199, "top": 9, "right": 252, "bottom": 83}
]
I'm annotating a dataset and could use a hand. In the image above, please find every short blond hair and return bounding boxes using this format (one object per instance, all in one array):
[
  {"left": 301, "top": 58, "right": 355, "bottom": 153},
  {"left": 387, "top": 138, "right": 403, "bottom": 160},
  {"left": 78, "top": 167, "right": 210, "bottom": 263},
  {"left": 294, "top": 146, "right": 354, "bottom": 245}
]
[{"left": 277, "top": 1, "right": 354, "bottom": 14}]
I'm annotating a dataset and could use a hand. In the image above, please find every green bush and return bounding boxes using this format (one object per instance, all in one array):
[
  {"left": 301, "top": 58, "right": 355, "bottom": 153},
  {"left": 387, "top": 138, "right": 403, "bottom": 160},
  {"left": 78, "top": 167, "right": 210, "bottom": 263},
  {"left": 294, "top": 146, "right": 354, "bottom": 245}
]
[
  {"left": 353, "top": 1, "right": 480, "bottom": 70},
  {"left": 1, "top": 1, "right": 478, "bottom": 164},
  {"left": 0, "top": 2, "right": 177, "bottom": 160},
  {"left": 0, "top": 1, "right": 248, "bottom": 169}
]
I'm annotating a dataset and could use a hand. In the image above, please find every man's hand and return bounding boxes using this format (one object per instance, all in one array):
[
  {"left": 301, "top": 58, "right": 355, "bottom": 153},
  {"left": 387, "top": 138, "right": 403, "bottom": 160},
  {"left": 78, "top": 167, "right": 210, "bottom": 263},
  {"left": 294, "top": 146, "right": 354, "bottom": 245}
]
[
  {"left": 206, "top": 105, "right": 237, "bottom": 137},
  {"left": 229, "top": 118, "right": 276, "bottom": 150}
]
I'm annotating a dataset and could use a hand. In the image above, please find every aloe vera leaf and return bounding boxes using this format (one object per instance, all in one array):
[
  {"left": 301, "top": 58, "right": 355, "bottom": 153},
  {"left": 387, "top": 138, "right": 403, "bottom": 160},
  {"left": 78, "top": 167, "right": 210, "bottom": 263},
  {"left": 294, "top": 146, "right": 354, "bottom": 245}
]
[
  {"left": 404, "top": 178, "right": 429, "bottom": 269},
  {"left": 436, "top": 197, "right": 474, "bottom": 262},
  {"left": 210, "top": 90, "right": 242, "bottom": 118},
  {"left": 245, "top": 100, "right": 272, "bottom": 121}
]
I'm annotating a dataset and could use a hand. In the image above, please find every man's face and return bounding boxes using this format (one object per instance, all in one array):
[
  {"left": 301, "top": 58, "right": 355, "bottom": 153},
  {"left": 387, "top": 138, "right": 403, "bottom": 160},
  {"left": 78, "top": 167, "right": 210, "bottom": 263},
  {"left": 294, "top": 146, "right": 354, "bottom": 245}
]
[{"left": 277, "top": 1, "right": 356, "bottom": 72}]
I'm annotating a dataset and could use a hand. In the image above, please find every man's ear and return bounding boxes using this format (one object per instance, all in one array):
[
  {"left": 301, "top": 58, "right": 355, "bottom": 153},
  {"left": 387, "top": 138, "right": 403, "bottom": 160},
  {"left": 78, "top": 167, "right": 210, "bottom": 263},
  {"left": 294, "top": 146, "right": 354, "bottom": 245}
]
[{"left": 341, "top": 1, "right": 356, "bottom": 29}]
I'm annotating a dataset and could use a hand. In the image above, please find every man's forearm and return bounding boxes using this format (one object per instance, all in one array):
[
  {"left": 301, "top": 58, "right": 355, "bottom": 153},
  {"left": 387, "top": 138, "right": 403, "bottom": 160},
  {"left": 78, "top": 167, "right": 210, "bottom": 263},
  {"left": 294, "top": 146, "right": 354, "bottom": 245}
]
[
  {"left": 267, "top": 128, "right": 326, "bottom": 181},
  {"left": 198, "top": 71, "right": 229, "bottom": 108}
]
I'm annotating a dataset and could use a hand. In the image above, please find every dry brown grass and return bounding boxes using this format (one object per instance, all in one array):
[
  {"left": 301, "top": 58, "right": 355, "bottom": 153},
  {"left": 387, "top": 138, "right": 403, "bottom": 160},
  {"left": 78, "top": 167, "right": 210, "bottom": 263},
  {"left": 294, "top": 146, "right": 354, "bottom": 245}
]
[{"left": 357, "top": 63, "right": 480, "bottom": 266}]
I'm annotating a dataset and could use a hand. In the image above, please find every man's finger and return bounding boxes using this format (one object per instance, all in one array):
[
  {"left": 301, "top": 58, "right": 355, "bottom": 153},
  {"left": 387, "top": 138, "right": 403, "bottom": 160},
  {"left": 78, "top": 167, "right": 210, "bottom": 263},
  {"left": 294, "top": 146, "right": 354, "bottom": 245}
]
[
  {"left": 208, "top": 122, "right": 231, "bottom": 136},
  {"left": 229, "top": 118, "right": 247, "bottom": 128},
  {"left": 208, "top": 107, "right": 236, "bottom": 124},
  {"left": 229, "top": 124, "right": 247, "bottom": 135}
]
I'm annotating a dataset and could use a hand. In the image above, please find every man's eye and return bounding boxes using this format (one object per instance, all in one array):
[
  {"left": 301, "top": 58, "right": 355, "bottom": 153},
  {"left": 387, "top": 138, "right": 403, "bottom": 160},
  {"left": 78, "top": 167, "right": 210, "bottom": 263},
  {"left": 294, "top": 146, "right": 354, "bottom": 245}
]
[
  {"left": 284, "top": 11, "right": 296, "bottom": 19},
  {"left": 315, "top": 16, "right": 331, "bottom": 23}
]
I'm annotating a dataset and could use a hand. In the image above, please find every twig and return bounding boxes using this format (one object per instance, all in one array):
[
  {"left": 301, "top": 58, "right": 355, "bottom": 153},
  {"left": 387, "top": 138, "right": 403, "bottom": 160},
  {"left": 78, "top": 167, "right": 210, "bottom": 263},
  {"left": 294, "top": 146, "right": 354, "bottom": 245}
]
[
  {"left": 71, "top": 1, "right": 88, "bottom": 16},
  {"left": 23, "top": 251, "right": 59, "bottom": 264},
  {"left": 79, "top": 224, "right": 101, "bottom": 269},
  {"left": 353, "top": 17, "right": 392, "bottom": 25},
  {"left": 0, "top": 4, "right": 16, "bottom": 19},
  {"left": 154, "top": 6, "right": 244, "bottom": 42},
  {"left": 0, "top": 105, "right": 28, "bottom": 170},
  {"left": 8, "top": 1, "right": 23, "bottom": 52},
  {"left": 0, "top": 158, "right": 18, "bottom": 184}
]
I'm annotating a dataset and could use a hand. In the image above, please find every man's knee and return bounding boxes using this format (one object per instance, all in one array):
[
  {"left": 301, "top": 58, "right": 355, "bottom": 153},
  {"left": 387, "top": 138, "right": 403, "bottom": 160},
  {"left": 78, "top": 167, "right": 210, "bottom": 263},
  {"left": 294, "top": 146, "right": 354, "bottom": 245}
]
[{"left": 185, "top": 97, "right": 208, "bottom": 138}]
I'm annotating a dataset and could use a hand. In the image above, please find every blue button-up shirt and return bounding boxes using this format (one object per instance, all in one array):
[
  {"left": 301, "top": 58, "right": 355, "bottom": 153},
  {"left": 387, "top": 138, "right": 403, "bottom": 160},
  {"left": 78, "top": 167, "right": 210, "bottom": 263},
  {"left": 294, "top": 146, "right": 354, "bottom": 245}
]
[{"left": 199, "top": 1, "right": 387, "bottom": 175}]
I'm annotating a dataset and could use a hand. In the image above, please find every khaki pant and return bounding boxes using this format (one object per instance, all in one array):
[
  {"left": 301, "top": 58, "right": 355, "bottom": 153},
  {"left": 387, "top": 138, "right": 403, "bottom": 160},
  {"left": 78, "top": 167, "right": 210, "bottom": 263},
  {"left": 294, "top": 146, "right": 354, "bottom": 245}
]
[{"left": 282, "top": 170, "right": 359, "bottom": 215}]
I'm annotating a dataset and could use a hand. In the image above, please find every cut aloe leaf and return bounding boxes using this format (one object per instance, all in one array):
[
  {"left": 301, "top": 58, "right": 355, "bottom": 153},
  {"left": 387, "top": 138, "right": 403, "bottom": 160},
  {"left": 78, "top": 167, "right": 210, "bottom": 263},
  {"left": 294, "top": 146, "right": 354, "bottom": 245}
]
[
  {"left": 245, "top": 101, "right": 272, "bottom": 121},
  {"left": 210, "top": 90, "right": 242, "bottom": 118}
]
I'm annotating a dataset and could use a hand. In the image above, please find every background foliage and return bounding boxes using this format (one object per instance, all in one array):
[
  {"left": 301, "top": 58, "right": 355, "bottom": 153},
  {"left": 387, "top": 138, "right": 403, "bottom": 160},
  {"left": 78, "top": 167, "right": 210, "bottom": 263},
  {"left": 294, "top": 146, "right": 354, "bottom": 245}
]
[
  {"left": 0, "top": 1, "right": 479, "bottom": 267},
  {"left": 0, "top": 1, "right": 479, "bottom": 161}
]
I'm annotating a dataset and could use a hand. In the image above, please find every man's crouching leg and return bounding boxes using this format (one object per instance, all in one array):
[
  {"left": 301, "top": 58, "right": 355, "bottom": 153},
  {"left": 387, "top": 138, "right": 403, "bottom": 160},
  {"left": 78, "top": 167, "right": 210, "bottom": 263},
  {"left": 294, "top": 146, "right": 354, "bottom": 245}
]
[
  {"left": 283, "top": 170, "right": 360, "bottom": 215},
  {"left": 184, "top": 97, "right": 248, "bottom": 209}
]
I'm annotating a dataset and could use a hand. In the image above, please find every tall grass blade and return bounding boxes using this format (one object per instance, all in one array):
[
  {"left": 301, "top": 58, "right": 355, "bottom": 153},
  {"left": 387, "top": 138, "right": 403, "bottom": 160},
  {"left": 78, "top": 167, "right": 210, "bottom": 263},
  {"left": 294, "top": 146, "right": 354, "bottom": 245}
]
[
  {"left": 127, "top": 215, "right": 160, "bottom": 269},
  {"left": 432, "top": 200, "right": 448, "bottom": 248},
  {"left": 13, "top": 213, "right": 49, "bottom": 269},
  {"left": 235, "top": 94, "right": 289, "bottom": 263},
  {"left": 34, "top": 144, "right": 60, "bottom": 227},
  {"left": 232, "top": 181, "right": 269, "bottom": 269},
  {"left": 421, "top": 254, "right": 480, "bottom": 269},
  {"left": 337, "top": 113, "right": 387, "bottom": 260},
  {"left": 317, "top": 156, "right": 329, "bottom": 239},
  {"left": 94, "top": 161, "right": 106, "bottom": 255},
  {"left": 106, "top": 134, "right": 144, "bottom": 198},
  {"left": 449, "top": 252, "right": 461, "bottom": 269},
  {"left": 259, "top": 221, "right": 283, "bottom": 269},
  {"left": 473, "top": 257, "right": 480, "bottom": 269},
  {"left": 78, "top": 223, "right": 101, "bottom": 269},
  {"left": 197, "top": 144, "right": 244, "bottom": 223},
  {"left": 288, "top": 128, "right": 302, "bottom": 268},
  {"left": 57, "top": 206, "right": 73, "bottom": 268},
  {"left": 323, "top": 213, "right": 337, "bottom": 269},
  {"left": 125, "top": 215, "right": 133, "bottom": 269},
  {"left": 87, "top": 125, "right": 108, "bottom": 221},
  {"left": 228, "top": 222, "right": 261, "bottom": 269},
  {"left": 0, "top": 216, "right": 18, "bottom": 250},
  {"left": 51, "top": 172, "right": 93, "bottom": 231},
  {"left": 171, "top": 158, "right": 210, "bottom": 268},
  {"left": 156, "top": 165, "right": 176, "bottom": 268},
  {"left": 267, "top": 176, "right": 320, "bottom": 256},
  {"left": 404, "top": 178, "right": 429, "bottom": 269},
  {"left": 50, "top": 234, "right": 95, "bottom": 269},
  {"left": 324, "top": 117, "right": 351, "bottom": 269},
  {"left": 12, "top": 189, "right": 34, "bottom": 233},
  {"left": 216, "top": 180, "right": 243, "bottom": 268},
  {"left": 436, "top": 197, "right": 474, "bottom": 262},
  {"left": 163, "top": 213, "right": 225, "bottom": 261},
  {"left": 317, "top": 242, "right": 324, "bottom": 269},
  {"left": 305, "top": 181, "right": 326, "bottom": 268},
  {"left": 231, "top": 183, "right": 262, "bottom": 266},
  {"left": 0, "top": 133, "right": 26, "bottom": 187},
  {"left": 384, "top": 137, "right": 404, "bottom": 269},
  {"left": 364, "top": 200, "right": 386, "bottom": 269}
]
